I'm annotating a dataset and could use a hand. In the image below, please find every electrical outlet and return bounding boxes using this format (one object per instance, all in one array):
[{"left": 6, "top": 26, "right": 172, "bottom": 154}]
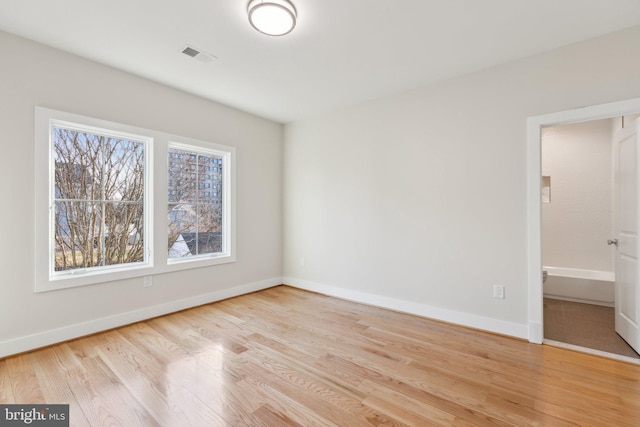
[
  {"left": 144, "top": 276, "right": 153, "bottom": 288},
  {"left": 300, "top": 257, "right": 305, "bottom": 267},
  {"left": 493, "top": 284, "right": 505, "bottom": 299}
]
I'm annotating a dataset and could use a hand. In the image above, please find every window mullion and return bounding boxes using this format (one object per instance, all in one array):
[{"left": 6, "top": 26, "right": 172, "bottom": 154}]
[{"left": 101, "top": 136, "right": 106, "bottom": 267}]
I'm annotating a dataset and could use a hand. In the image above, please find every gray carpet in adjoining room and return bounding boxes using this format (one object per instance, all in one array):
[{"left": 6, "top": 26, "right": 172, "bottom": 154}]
[{"left": 544, "top": 298, "right": 640, "bottom": 359}]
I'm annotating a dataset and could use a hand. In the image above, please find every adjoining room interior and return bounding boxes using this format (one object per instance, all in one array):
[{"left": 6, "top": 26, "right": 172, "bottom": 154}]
[
  {"left": 541, "top": 117, "right": 640, "bottom": 360},
  {"left": 2, "top": 1, "right": 640, "bottom": 425}
]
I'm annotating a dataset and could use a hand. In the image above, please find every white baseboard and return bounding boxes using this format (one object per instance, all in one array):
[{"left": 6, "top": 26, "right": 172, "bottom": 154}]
[
  {"left": 543, "top": 294, "right": 614, "bottom": 307},
  {"left": 0, "top": 277, "right": 282, "bottom": 359},
  {"left": 283, "top": 277, "right": 529, "bottom": 340}
]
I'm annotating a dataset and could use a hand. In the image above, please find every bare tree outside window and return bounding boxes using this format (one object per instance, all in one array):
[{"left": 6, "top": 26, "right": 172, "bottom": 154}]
[
  {"left": 53, "top": 127, "right": 145, "bottom": 271},
  {"left": 167, "top": 147, "right": 223, "bottom": 258}
]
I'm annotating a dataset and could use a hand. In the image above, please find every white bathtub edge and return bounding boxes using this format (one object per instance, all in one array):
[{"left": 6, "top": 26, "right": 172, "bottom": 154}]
[{"left": 543, "top": 266, "right": 614, "bottom": 282}]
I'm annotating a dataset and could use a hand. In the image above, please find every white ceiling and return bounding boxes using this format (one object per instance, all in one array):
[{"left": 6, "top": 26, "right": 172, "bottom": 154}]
[{"left": 1, "top": 0, "right": 639, "bottom": 123}]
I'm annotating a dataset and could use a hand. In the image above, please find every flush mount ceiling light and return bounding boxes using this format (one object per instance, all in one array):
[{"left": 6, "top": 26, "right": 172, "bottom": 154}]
[{"left": 247, "top": 0, "right": 297, "bottom": 36}]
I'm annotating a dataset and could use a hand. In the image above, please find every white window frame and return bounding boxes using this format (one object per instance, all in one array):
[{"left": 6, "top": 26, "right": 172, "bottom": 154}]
[
  {"left": 167, "top": 141, "right": 232, "bottom": 264},
  {"left": 35, "top": 107, "right": 236, "bottom": 293}
]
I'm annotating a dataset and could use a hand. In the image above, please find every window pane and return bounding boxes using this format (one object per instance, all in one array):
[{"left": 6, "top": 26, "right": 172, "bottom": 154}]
[
  {"left": 197, "top": 205, "right": 223, "bottom": 254},
  {"left": 103, "top": 202, "right": 145, "bottom": 266},
  {"left": 54, "top": 201, "right": 102, "bottom": 271},
  {"left": 168, "top": 148, "right": 197, "bottom": 203},
  {"left": 103, "top": 139, "right": 145, "bottom": 202},
  {"left": 168, "top": 203, "right": 196, "bottom": 258},
  {"left": 53, "top": 128, "right": 102, "bottom": 201},
  {"left": 198, "top": 153, "right": 223, "bottom": 203}
]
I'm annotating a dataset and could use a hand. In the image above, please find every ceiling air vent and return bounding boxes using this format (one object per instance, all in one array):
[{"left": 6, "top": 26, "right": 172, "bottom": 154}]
[{"left": 180, "top": 45, "right": 216, "bottom": 64}]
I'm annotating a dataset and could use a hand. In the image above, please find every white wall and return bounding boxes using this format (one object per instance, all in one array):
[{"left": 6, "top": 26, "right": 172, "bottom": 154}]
[
  {"left": 283, "top": 26, "right": 640, "bottom": 338},
  {"left": 0, "top": 31, "right": 283, "bottom": 356},
  {"left": 541, "top": 119, "right": 614, "bottom": 272}
]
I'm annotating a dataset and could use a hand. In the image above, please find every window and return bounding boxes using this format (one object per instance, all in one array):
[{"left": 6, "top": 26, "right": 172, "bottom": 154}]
[
  {"left": 167, "top": 144, "right": 228, "bottom": 261},
  {"left": 52, "top": 124, "right": 148, "bottom": 273},
  {"left": 35, "top": 107, "right": 235, "bottom": 292}
]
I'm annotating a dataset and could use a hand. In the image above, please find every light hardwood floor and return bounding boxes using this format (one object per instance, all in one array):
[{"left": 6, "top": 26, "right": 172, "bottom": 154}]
[{"left": 2, "top": 285, "right": 640, "bottom": 426}]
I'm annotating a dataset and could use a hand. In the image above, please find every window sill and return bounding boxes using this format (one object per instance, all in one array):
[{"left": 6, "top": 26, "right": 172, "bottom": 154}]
[{"left": 36, "top": 253, "right": 236, "bottom": 293}]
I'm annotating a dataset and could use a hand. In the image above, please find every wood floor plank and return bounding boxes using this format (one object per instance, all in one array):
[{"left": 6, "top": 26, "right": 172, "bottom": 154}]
[
  {"left": 252, "top": 403, "right": 304, "bottom": 427},
  {"left": 245, "top": 331, "right": 367, "bottom": 391},
  {"left": 117, "top": 324, "right": 266, "bottom": 426},
  {"left": 5, "top": 353, "right": 45, "bottom": 403},
  {"left": 240, "top": 375, "right": 341, "bottom": 427},
  {"left": 61, "top": 336, "right": 165, "bottom": 425},
  {"left": 29, "top": 346, "right": 92, "bottom": 427},
  {"left": 0, "top": 359, "right": 16, "bottom": 404},
  {"left": 241, "top": 349, "right": 406, "bottom": 427},
  {"left": 77, "top": 354, "right": 160, "bottom": 426},
  {"left": 358, "top": 379, "right": 456, "bottom": 427},
  {"left": 90, "top": 331, "right": 229, "bottom": 426},
  {"left": 2, "top": 285, "right": 640, "bottom": 426}
]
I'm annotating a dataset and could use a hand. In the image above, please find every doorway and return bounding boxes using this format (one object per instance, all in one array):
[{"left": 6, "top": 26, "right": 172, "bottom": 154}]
[
  {"left": 527, "top": 97, "right": 640, "bottom": 361},
  {"left": 540, "top": 118, "right": 638, "bottom": 358}
]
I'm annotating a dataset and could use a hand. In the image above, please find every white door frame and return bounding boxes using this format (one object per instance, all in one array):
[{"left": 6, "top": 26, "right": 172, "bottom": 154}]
[{"left": 527, "top": 97, "right": 640, "bottom": 344}]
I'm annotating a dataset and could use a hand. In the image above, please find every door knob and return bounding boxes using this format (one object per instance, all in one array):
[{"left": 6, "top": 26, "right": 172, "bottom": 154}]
[{"left": 608, "top": 239, "right": 618, "bottom": 246}]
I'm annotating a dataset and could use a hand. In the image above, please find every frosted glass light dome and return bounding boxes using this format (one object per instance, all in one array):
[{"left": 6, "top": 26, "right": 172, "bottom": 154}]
[{"left": 248, "top": 0, "right": 297, "bottom": 36}]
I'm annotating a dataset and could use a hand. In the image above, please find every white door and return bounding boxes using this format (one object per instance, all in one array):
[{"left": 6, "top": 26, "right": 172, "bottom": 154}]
[{"left": 614, "top": 117, "right": 640, "bottom": 354}]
